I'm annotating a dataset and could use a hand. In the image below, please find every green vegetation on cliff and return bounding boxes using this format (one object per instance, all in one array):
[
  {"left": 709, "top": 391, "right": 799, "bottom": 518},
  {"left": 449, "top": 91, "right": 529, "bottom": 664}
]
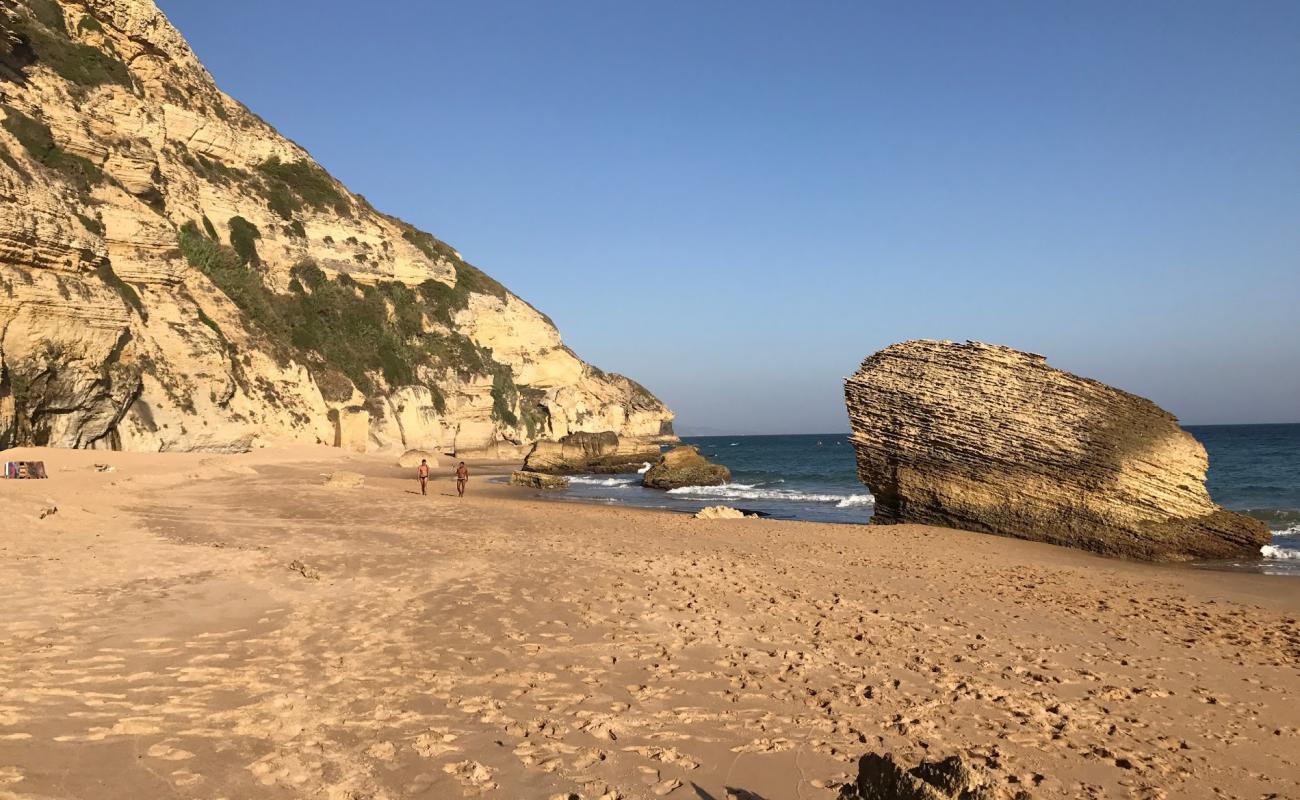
[
  {"left": 1, "top": 106, "right": 101, "bottom": 189},
  {"left": 227, "top": 216, "right": 261, "bottom": 266},
  {"left": 10, "top": 0, "right": 131, "bottom": 88},
  {"left": 176, "top": 222, "right": 540, "bottom": 422},
  {"left": 257, "top": 156, "right": 351, "bottom": 218}
]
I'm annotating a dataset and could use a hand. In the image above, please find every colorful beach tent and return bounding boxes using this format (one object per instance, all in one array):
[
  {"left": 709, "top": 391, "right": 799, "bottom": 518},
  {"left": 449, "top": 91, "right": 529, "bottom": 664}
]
[{"left": 2, "top": 461, "right": 48, "bottom": 479}]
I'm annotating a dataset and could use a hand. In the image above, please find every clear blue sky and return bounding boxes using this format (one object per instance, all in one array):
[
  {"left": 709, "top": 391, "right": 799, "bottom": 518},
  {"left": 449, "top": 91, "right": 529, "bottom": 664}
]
[{"left": 158, "top": 0, "right": 1300, "bottom": 434}]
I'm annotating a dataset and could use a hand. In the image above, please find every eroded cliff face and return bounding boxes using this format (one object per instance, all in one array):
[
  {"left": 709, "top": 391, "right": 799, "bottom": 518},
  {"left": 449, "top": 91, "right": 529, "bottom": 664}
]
[
  {"left": 844, "top": 340, "right": 1269, "bottom": 561},
  {"left": 0, "top": 0, "right": 673, "bottom": 453}
]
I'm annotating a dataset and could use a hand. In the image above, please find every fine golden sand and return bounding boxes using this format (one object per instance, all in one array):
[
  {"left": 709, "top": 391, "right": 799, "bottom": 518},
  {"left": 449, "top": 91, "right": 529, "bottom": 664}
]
[{"left": 0, "top": 447, "right": 1297, "bottom": 799}]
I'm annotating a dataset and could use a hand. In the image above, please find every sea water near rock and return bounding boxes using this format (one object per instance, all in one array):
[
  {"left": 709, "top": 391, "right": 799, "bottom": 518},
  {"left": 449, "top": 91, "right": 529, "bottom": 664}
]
[
  {"left": 524, "top": 426, "right": 1300, "bottom": 572},
  {"left": 1190, "top": 423, "right": 1300, "bottom": 574},
  {"left": 543, "top": 434, "right": 871, "bottom": 524}
]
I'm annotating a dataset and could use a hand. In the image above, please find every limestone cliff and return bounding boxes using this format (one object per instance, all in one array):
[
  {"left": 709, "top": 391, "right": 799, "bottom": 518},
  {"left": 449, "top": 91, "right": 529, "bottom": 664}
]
[
  {"left": 0, "top": 0, "right": 673, "bottom": 453},
  {"left": 844, "top": 340, "right": 1269, "bottom": 561}
]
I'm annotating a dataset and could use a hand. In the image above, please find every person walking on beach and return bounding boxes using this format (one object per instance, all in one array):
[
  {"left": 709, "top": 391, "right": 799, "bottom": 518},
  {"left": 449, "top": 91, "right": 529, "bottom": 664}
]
[
  {"left": 455, "top": 461, "right": 469, "bottom": 498},
  {"left": 416, "top": 459, "right": 430, "bottom": 496}
]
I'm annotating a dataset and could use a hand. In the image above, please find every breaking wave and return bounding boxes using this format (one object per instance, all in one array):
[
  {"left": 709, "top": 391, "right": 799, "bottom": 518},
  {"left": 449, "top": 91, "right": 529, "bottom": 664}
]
[
  {"left": 1262, "top": 544, "right": 1300, "bottom": 561},
  {"left": 567, "top": 475, "right": 641, "bottom": 488},
  {"left": 667, "top": 483, "right": 874, "bottom": 508}
]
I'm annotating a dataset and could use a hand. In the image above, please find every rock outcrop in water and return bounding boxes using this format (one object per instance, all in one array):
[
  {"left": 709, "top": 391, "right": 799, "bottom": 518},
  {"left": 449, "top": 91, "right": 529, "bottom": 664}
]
[
  {"left": 843, "top": 340, "right": 1270, "bottom": 561},
  {"left": 510, "top": 470, "right": 568, "bottom": 490},
  {"left": 0, "top": 0, "right": 673, "bottom": 453},
  {"left": 642, "top": 445, "right": 730, "bottom": 490},
  {"left": 522, "top": 430, "right": 664, "bottom": 474}
]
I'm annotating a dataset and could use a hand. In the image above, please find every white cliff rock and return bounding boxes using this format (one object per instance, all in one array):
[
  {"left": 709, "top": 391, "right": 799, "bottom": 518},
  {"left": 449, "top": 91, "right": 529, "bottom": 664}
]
[{"left": 0, "top": 0, "right": 673, "bottom": 453}]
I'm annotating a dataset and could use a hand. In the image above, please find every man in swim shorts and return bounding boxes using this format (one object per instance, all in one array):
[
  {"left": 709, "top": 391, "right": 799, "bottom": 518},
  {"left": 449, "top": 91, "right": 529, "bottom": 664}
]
[{"left": 416, "top": 458, "right": 430, "bottom": 496}]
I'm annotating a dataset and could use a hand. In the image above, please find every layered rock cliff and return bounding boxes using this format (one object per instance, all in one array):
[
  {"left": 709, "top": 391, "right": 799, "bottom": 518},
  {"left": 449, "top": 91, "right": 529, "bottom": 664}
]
[
  {"left": 0, "top": 0, "right": 674, "bottom": 453},
  {"left": 844, "top": 340, "right": 1269, "bottom": 561}
]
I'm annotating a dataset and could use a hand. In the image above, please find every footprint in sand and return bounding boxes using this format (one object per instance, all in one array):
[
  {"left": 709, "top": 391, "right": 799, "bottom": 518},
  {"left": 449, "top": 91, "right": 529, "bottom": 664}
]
[
  {"left": 443, "top": 760, "right": 497, "bottom": 793},
  {"left": 146, "top": 742, "right": 195, "bottom": 761},
  {"left": 414, "top": 729, "right": 461, "bottom": 758}
]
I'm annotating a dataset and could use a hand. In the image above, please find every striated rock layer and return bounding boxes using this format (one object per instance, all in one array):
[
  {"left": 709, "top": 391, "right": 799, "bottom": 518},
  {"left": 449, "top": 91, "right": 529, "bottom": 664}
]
[
  {"left": 844, "top": 340, "right": 1269, "bottom": 561},
  {"left": 523, "top": 430, "right": 663, "bottom": 474},
  {"left": 642, "top": 445, "right": 730, "bottom": 491},
  {"left": 0, "top": 0, "right": 673, "bottom": 453}
]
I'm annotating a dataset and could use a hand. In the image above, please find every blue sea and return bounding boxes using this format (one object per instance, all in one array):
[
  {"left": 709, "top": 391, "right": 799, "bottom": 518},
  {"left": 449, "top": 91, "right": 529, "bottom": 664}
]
[{"left": 536, "top": 424, "right": 1300, "bottom": 574}]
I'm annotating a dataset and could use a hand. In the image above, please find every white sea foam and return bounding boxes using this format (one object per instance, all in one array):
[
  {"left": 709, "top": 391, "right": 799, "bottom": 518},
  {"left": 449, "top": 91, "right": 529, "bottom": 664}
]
[
  {"left": 568, "top": 475, "right": 640, "bottom": 488},
  {"left": 1262, "top": 543, "right": 1300, "bottom": 561},
  {"left": 835, "top": 494, "right": 875, "bottom": 508},
  {"left": 666, "top": 483, "right": 874, "bottom": 507},
  {"left": 637, "top": 462, "right": 652, "bottom": 474}
]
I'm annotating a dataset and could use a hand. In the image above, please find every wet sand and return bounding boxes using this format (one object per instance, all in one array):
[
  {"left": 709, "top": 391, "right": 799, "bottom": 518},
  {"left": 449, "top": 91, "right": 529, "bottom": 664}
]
[{"left": 0, "top": 446, "right": 1297, "bottom": 799}]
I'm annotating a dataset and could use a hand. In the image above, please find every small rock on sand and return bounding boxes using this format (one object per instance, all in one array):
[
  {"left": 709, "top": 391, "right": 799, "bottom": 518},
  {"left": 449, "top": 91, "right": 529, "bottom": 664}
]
[
  {"left": 511, "top": 471, "right": 569, "bottom": 490},
  {"left": 288, "top": 560, "right": 320, "bottom": 580},
  {"left": 398, "top": 449, "right": 439, "bottom": 469},
  {"left": 695, "top": 506, "right": 749, "bottom": 520},
  {"left": 322, "top": 471, "right": 365, "bottom": 489},
  {"left": 837, "top": 752, "right": 1031, "bottom": 799}
]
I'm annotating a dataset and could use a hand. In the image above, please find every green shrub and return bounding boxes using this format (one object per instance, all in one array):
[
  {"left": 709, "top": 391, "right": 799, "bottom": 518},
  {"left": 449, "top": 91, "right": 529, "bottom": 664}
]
[
  {"left": 182, "top": 152, "right": 248, "bottom": 186},
  {"left": 1, "top": 107, "right": 101, "bottom": 189},
  {"left": 227, "top": 216, "right": 261, "bottom": 266},
  {"left": 29, "top": 0, "right": 67, "bottom": 35},
  {"left": 76, "top": 14, "right": 103, "bottom": 34},
  {"left": 178, "top": 222, "right": 281, "bottom": 338},
  {"left": 257, "top": 156, "right": 350, "bottom": 216},
  {"left": 18, "top": 2, "right": 131, "bottom": 89},
  {"left": 288, "top": 219, "right": 306, "bottom": 238},
  {"left": 491, "top": 369, "right": 519, "bottom": 427},
  {"left": 201, "top": 215, "right": 218, "bottom": 239},
  {"left": 77, "top": 213, "right": 103, "bottom": 236},
  {"left": 290, "top": 260, "right": 326, "bottom": 290},
  {"left": 264, "top": 181, "right": 299, "bottom": 219}
]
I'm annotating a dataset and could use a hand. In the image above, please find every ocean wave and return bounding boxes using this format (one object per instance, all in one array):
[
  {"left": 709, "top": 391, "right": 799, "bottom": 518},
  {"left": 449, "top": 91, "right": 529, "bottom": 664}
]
[
  {"left": 1261, "top": 544, "right": 1300, "bottom": 561},
  {"left": 666, "top": 483, "right": 874, "bottom": 507},
  {"left": 1241, "top": 508, "right": 1300, "bottom": 524},
  {"left": 567, "top": 475, "right": 641, "bottom": 488},
  {"left": 637, "top": 462, "right": 652, "bottom": 474},
  {"left": 835, "top": 495, "right": 875, "bottom": 508}
]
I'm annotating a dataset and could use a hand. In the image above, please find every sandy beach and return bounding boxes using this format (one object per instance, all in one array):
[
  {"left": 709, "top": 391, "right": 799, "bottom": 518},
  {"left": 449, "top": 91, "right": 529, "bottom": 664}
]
[{"left": 1, "top": 447, "right": 1297, "bottom": 800}]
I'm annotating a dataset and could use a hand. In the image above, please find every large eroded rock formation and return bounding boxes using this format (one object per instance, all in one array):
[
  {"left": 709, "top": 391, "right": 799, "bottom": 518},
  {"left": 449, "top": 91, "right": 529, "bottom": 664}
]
[
  {"left": 844, "top": 340, "right": 1269, "bottom": 561},
  {"left": 523, "top": 430, "right": 662, "bottom": 474},
  {"left": 642, "top": 445, "right": 731, "bottom": 490},
  {"left": 0, "top": 0, "right": 673, "bottom": 453}
]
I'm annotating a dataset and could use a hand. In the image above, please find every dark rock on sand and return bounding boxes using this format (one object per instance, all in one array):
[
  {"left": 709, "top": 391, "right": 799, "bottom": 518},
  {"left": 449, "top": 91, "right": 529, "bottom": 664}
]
[
  {"left": 838, "top": 752, "right": 1029, "bottom": 800},
  {"left": 510, "top": 470, "right": 570, "bottom": 490},
  {"left": 843, "top": 340, "right": 1270, "bottom": 561},
  {"left": 642, "top": 445, "right": 731, "bottom": 490},
  {"left": 523, "top": 431, "right": 661, "bottom": 474}
]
